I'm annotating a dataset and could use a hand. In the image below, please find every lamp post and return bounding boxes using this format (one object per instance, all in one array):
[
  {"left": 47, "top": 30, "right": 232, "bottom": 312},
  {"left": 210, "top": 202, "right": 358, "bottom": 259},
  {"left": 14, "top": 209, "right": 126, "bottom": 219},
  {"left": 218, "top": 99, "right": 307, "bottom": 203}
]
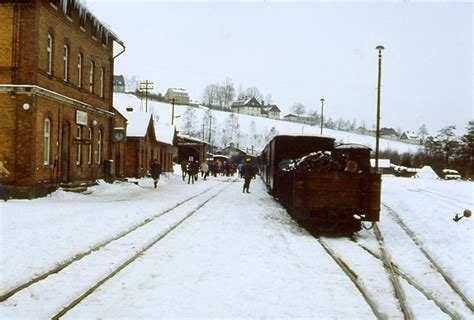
[
  {"left": 375, "top": 45, "right": 384, "bottom": 172},
  {"left": 320, "top": 98, "right": 325, "bottom": 135}
]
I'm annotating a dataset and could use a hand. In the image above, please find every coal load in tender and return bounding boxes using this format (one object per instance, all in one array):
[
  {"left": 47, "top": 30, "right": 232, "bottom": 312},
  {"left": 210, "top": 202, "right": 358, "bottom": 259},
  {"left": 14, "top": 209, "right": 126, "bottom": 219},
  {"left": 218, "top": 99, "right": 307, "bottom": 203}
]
[{"left": 280, "top": 151, "right": 347, "bottom": 173}]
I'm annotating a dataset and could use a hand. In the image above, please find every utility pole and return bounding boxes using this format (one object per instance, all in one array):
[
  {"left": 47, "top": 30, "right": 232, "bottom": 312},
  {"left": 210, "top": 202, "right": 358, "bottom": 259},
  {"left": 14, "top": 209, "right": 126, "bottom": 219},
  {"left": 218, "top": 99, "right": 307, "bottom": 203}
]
[
  {"left": 171, "top": 98, "right": 175, "bottom": 125},
  {"left": 139, "top": 80, "right": 154, "bottom": 112},
  {"left": 320, "top": 98, "right": 325, "bottom": 135},
  {"left": 375, "top": 45, "right": 385, "bottom": 172}
]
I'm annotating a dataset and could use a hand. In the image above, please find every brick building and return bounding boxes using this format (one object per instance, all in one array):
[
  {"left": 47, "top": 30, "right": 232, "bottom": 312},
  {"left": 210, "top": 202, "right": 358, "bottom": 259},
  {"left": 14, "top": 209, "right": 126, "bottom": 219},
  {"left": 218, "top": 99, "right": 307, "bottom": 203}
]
[{"left": 0, "top": 0, "right": 125, "bottom": 198}]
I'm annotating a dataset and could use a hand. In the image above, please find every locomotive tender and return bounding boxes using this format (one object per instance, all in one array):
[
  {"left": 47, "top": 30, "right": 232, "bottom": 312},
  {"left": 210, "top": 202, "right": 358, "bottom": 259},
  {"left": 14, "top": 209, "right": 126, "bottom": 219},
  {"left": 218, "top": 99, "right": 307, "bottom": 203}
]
[{"left": 260, "top": 134, "right": 381, "bottom": 235}]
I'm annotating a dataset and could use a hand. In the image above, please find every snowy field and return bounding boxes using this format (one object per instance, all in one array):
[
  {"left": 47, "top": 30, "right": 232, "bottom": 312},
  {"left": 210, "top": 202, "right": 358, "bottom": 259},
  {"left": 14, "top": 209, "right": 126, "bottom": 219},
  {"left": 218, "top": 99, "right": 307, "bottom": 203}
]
[
  {"left": 114, "top": 93, "right": 419, "bottom": 154},
  {"left": 0, "top": 169, "right": 472, "bottom": 318}
]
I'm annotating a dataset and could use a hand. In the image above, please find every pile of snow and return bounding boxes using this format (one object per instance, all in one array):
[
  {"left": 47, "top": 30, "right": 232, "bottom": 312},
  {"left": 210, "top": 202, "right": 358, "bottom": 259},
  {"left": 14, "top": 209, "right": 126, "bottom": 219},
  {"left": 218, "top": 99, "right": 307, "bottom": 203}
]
[{"left": 414, "top": 166, "right": 439, "bottom": 180}]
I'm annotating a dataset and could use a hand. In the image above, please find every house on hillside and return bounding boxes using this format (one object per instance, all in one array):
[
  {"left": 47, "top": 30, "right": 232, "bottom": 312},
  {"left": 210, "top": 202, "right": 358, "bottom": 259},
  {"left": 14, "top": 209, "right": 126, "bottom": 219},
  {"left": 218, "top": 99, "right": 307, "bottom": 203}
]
[
  {"left": 231, "top": 97, "right": 262, "bottom": 116},
  {"left": 400, "top": 131, "right": 421, "bottom": 144},
  {"left": 283, "top": 114, "right": 299, "bottom": 122},
  {"left": 0, "top": 0, "right": 124, "bottom": 198},
  {"left": 113, "top": 75, "right": 125, "bottom": 93},
  {"left": 262, "top": 104, "right": 281, "bottom": 120},
  {"left": 164, "top": 88, "right": 190, "bottom": 105},
  {"left": 380, "top": 127, "right": 398, "bottom": 138}
]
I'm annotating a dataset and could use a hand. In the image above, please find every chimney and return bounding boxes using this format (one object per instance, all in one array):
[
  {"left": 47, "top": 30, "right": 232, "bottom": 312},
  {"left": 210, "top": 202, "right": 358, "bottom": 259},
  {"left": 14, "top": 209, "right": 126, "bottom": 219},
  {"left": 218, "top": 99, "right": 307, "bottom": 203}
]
[{"left": 261, "top": 100, "right": 264, "bottom": 106}]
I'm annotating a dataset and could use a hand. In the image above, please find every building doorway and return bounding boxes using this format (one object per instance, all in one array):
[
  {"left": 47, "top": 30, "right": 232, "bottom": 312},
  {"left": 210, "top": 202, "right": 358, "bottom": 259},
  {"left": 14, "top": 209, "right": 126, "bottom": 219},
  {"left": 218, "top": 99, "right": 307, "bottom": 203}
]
[{"left": 60, "top": 122, "right": 70, "bottom": 183}]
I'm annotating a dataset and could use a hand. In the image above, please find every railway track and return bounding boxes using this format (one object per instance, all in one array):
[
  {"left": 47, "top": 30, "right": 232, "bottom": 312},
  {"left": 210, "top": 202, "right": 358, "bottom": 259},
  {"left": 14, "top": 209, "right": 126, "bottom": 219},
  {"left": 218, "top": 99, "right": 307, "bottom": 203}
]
[
  {"left": 318, "top": 238, "right": 388, "bottom": 319},
  {"left": 0, "top": 182, "right": 231, "bottom": 319},
  {"left": 318, "top": 213, "right": 472, "bottom": 320},
  {"left": 407, "top": 186, "right": 473, "bottom": 209},
  {"left": 383, "top": 203, "right": 474, "bottom": 313}
]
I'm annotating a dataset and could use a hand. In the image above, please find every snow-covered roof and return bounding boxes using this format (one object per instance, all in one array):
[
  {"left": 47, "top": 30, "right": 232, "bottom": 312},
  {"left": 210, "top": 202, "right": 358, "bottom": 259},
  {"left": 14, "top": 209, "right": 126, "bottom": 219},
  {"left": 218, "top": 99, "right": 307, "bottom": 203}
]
[
  {"left": 335, "top": 143, "right": 372, "bottom": 150},
  {"left": 178, "top": 134, "right": 209, "bottom": 145},
  {"left": 125, "top": 112, "right": 152, "bottom": 137},
  {"left": 154, "top": 123, "right": 175, "bottom": 145},
  {"left": 166, "top": 88, "right": 188, "bottom": 95},
  {"left": 284, "top": 113, "right": 298, "bottom": 118},
  {"left": 401, "top": 131, "right": 419, "bottom": 139},
  {"left": 68, "top": 0, "right": 123, "bottom": 46}
]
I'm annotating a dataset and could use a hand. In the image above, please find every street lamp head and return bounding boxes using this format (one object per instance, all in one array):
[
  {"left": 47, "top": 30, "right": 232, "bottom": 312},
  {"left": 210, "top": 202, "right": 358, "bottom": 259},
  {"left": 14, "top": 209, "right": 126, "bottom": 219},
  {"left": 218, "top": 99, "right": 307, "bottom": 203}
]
[
  {"left": 320, "top": 98, "right": 325, "bottom": 102},
  {"left": 376, "top": 45, "right": 385, "bottom": 51}
]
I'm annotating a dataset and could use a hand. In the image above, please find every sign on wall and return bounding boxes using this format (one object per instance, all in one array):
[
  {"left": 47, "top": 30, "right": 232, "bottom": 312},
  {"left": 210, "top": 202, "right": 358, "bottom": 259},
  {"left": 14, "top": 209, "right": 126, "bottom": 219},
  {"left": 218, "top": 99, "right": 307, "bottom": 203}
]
[{"left": 76, "top": 110, "right": 88, "bottom": 125}]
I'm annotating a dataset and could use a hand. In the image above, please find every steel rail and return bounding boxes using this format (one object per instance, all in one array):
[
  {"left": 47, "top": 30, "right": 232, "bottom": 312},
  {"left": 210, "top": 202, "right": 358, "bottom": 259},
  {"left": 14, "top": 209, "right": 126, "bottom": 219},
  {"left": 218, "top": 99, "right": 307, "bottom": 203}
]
[
  {"left": 318, "top": 239, "right": 387, "bottom": 320},
  {"left": 0, "top": 183, "right": 226, "bottom": 302},
  {"left": 383, "top": 203, "right": 474, "bottom": 312},
  {"left": 52, "top": 182, "right": 232, "bottom": 319}
]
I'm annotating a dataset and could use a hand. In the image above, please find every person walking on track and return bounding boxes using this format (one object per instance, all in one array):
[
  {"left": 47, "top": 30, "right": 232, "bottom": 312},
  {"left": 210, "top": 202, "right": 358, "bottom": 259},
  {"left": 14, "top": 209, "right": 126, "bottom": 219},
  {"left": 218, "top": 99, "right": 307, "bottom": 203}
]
[
  {"left": 150, "top": 159, "right": 162, "bottom": 188},
  {"left": 242, "top": 158, "right": 255, "bottom": 193}
]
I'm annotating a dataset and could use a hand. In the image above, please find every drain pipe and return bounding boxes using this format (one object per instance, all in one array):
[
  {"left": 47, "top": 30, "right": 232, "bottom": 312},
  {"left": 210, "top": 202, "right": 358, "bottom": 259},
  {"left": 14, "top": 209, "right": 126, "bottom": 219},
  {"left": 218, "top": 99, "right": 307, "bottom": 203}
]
[{"left": 113, "top": 40, "right": 126, "bottom": 59}]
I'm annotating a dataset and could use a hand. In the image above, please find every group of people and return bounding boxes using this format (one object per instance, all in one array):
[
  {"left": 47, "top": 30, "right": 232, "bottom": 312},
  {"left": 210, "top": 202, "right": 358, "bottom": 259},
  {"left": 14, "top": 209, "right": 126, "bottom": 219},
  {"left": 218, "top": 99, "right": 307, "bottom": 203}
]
[{"left": 180, "top": 157, "right": 256, "bottom": 193}]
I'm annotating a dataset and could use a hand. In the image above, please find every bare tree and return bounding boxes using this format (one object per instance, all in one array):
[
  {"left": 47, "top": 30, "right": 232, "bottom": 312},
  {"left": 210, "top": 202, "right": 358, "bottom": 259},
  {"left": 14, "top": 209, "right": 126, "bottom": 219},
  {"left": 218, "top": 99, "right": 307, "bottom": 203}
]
[
  {"left": 291, "top": 102, "right": 306, "bottom": 123},
  {"left": 221, "top": 113, "right": 240, "bottom": 146},
  {"left": 238, "top": 87, "right": 263, "bottom": 101},
  {"left": 417, "top": 124, "right": 429, "bottom": 143},
  {"left": 202, "top": 84, "right": 219, "bottom": 107},
  {"left": 221, "top": 78, "right": 235, "bottom": 109},
  {"left": 182, "top": 106, "right": 198, "bottom": 137}
]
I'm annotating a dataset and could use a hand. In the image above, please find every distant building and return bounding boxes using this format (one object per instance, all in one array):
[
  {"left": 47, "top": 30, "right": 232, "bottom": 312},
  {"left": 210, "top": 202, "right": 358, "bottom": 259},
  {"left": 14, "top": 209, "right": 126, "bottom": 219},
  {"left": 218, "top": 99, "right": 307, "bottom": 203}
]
[
  {"left": 283, "top": 114, "right": 299, "bottom": 122},
  {"left": 113, "top": 75, "right": 125, "bottom": 93},
  {"left": 380, "top": 127, "right": 398, "bottom": 138},
  {"left": 164, "top": 88, "right": 190, "bottom": 105},
  {"left": 219, "top": 143, "right": 247, "bottom": 164},
  {"left": 231, "top": 97, "right": 262, "bottom": 116},
  {"left": 400, "top": 131, "right": 421, "bottom": 144},
  {"left": 262, "top": 104, "right": 281, "bottom": 120}
]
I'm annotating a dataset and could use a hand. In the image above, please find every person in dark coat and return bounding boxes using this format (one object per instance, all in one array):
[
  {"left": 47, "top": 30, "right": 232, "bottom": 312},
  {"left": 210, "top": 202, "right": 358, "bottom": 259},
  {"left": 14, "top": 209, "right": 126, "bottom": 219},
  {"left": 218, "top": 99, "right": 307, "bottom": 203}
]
[
  {"left": 242, "top": 158, "right": 255, "bottom": 193},
  {"left": 180, "top": 159, "right": 188, "bottom": 181},
  {"left": 188, "top": 160, "right": 199, "bottom": 184},
  {"left": 150, "top": 159, "right": 162, "bottom": 188}
]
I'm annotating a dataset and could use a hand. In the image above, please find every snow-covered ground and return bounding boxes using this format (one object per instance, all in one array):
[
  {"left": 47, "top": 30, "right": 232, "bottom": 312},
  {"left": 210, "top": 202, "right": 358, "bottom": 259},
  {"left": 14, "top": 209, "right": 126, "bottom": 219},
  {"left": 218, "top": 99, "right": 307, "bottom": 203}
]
[
  {"left": 114, "top": 93, "right": 419, "bottom": 154},
  {"left": 1, "top": 169, "right": 472, "bottom": 318}
]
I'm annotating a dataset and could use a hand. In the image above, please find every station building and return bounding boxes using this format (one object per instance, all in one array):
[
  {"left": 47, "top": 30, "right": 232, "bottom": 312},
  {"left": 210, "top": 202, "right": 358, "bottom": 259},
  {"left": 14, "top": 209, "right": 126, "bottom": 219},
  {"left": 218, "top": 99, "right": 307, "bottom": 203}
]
[{"left": 0, "top": 0, "right": 125, "bottom": 197}]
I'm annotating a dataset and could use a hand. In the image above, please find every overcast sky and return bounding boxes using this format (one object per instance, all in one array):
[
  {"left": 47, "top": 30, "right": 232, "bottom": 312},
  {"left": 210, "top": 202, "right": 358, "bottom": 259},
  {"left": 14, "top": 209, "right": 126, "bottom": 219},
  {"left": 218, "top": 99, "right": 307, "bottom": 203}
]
[{"left": 87, "top": 0, "right": 472, "bottom": 135}]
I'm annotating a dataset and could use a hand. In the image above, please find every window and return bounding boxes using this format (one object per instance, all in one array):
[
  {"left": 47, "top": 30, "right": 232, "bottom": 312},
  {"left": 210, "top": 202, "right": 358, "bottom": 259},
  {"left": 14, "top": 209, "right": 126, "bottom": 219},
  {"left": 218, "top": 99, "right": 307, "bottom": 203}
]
[
  {"left": 89, "top": 61, "right": 94, "bottom": 93},
  {"left": 44, "top": 118, "right": 51, "bottom": 165},
  {"left": 101, "top": 30, "right": 107, "bottom": 46},
  {"left": 100, "top": 67, "right": 104, "bottom": 98},
  {"left": 76, "top": 126, "right": 82, "bottom": 165},
  {"left": 47, "top": 34, "right": 53, "bottom": 75},
  {"left": 77, "top": 53, "right": 82, "bottom": 88},
  {"left": 64, "top": 0, "right": 72, "bottom": 18},
  {"left": 63, "top": 44, "right": 69, "bottom": 81},
  {"left": 88, "top": 128, "right": 93, "bottom": 165},
  {"left": 97, "top": 129, "right": 103, "bottom": 164}
]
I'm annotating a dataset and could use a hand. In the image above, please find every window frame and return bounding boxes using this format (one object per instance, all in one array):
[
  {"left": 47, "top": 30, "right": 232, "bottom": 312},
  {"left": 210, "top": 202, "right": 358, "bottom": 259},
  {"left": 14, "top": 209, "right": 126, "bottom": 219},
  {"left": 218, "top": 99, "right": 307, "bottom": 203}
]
[
  {"left": 100, "top": 67, "right": 105, "bottom": 98},
  {"left": 47, "top": 34, "right": 53, "bottom": 75},
  {"left": 88, "top": 128, "right": 93, "bottom": 165},
  {"left": 77, "top": 53, "right": 83, "bottom": 88},
  {"left": 43, "top": 118, "right": 51, "bottom": 165},
  {"left": 63, "top": 44, "right": 69, "bottom": 82},
  {"left": 76, "top": 125, "right": 82, "bottom": 165},
  {"left": 89, "top": 61, "right": 94, "bottom": 93},
  {"left": 97, "top": 129, "right": 103, "bottom": 165}
]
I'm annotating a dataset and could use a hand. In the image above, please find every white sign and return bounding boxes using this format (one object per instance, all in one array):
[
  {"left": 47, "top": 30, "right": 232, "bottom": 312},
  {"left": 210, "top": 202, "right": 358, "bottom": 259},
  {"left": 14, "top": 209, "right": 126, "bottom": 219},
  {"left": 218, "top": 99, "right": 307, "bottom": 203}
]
[{"left": 76, "top": 110, "right": 88, "bottom": 125}]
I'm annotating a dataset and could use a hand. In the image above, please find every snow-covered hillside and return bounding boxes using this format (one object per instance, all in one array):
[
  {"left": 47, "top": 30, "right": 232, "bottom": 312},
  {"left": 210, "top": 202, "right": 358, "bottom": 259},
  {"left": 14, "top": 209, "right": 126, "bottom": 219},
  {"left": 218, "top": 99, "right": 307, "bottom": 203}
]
[{"left": 113, "top": 93, "right": 419, "bottom": 155}]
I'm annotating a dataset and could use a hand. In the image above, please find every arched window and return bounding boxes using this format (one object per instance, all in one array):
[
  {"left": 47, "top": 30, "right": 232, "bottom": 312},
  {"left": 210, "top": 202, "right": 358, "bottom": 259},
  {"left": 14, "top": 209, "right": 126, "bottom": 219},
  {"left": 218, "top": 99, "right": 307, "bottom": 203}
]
[
  {"left": 88, "top": 128, "right": 93, "bottom": 165},
  {"left": 77, "top": 53, "right": 83, "bottom": 88},
  {"left": 44, "top": 118, "right": 51, "bottom": 165},
  {"left": 76, "top": 126, "right": 82, "bottom": 165},
  {"left": 63, "top": 44, "right": 69, "bottom": 81},
  {"left": 97, "top": 129, "right": 103, "bottom": 164},
  {"left": 47, "top": 34, "right": 53, "bottom": 75}
]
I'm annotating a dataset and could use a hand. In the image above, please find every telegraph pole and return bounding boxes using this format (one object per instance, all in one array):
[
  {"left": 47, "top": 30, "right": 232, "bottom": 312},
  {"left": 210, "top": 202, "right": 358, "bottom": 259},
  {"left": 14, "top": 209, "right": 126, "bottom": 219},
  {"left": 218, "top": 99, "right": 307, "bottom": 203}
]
[
  {"left": 171, "top": 98, "right": 175, "bottom": 125},
  {"left": 320, "top": 98, "right": 325, "bottom": 135},
  {"left": 139, "top": 80, "right": 154, "bottom": 112},
  {"left": 375, "top": 45, "right": 384, "bottom": 172}
]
